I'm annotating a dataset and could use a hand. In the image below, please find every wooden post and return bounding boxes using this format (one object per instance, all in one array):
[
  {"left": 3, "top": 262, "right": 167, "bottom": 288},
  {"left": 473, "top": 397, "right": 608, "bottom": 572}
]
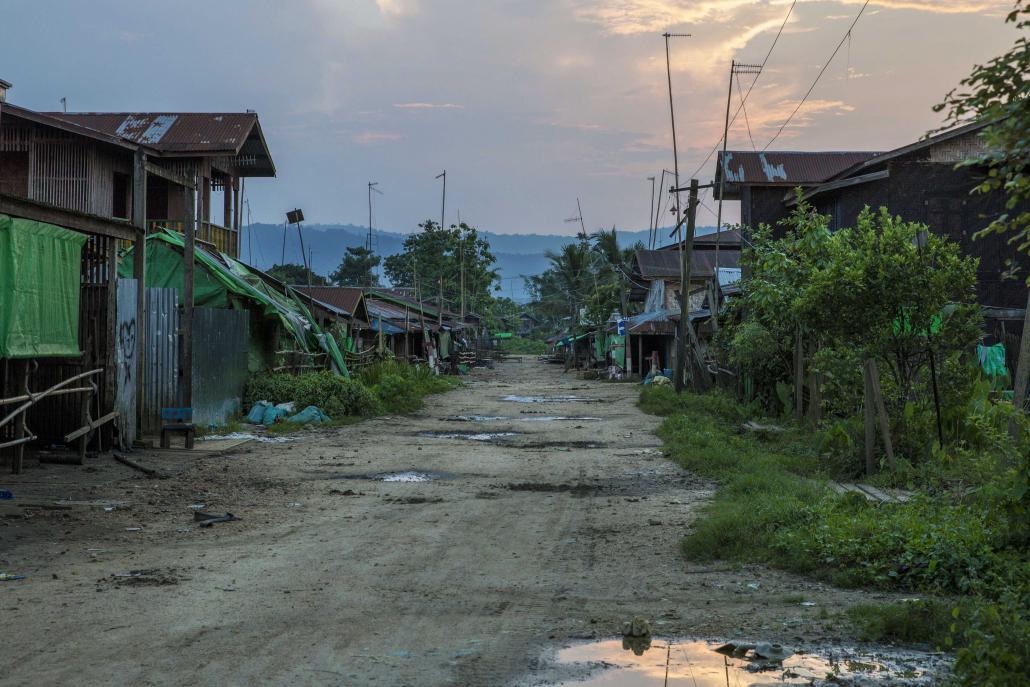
[
  {"left": 637, "top": 335, "right": 644, "bottom": 378},
  {"left": 674, "top": 179, "right": 699, "bottom": 393},
  {"left": 863, "top": 360, "right": 876, "bottom": 476},
  {"left": 131, "top": 150, "right": 147, "bottom": 433},
  {"left": 182, "top": 165, "right": 201, "bottom": 412},
  {"left": 867, "top": 359, "right": 895, "bottom": 470},
  {"left": 11, "top": 361, "right": 26, "bottom": 474},
  {"left": 794, "top": 327, "right": 804, "bottom": 421},
  {"left": 1010, "top": 293, "right": 1030, "bottom": 440},
  {"left": 626, "top": 328, "right": 632, "bottom": 376},
  {"left": 222, "top": 174, "right": 232, "bottom": 229}
]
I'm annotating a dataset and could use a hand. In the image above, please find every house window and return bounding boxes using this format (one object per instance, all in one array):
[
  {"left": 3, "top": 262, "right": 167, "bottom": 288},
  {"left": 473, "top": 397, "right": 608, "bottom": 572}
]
[{"left": 112, "top": 172, "right": 129, "bottom": 219}]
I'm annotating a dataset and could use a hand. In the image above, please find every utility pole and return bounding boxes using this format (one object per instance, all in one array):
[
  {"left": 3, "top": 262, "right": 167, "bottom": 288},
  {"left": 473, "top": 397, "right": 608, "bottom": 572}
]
[
  {"left": 673, "top": 179, "right": 711, "bottom": 392},
  {"left": 715, "top": 61, "right": 762, "bottom": 317},
  {"left": 367, "top": 182, "right": 382, "bottom": 286},
  {"left": 436, "top": 170, "right": 446, "bottom": 230},
  {"left": 664, "top": 31, "right": 690, "bottom": 378}
]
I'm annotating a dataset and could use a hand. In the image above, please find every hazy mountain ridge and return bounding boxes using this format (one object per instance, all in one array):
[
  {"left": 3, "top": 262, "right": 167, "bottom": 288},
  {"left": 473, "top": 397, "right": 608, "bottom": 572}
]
[{"left": 242, "top": 222, "right": 715, "bottom": 301}]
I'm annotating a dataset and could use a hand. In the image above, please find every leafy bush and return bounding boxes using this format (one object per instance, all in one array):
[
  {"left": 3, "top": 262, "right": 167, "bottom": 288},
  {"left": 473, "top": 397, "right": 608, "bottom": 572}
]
[
  {"left": 245, "top": 371, "right": 381, "bottom": 419},
  {"left": 374, "top": 373, "right": 421, "bottom": 414},
  {"left": 953, "top": 584, "right": 1030, "bottom": 687}
]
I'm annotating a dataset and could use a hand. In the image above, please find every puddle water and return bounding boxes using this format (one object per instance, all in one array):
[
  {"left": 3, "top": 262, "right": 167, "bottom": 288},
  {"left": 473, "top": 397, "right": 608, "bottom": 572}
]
[
  {"left": 520, "top": 416, "right": 602, "bottom": 422},
  {"left": 329, "top": 470, "right": 453, "bottom": 482},
  {"left": 542, "top": 639, "right": 950, "bottom": 686},
  {"left": 446, "top": 416, "right": 603, "bottom": 423},
  {"left": 420, "top": 431, "right": 520, "bottom": 441},
  {"left": 199, "top": 432, "right": 295, "bottom": 444},
  {"left": 502, "top": 395, "right": 600, "bottom": 404}
]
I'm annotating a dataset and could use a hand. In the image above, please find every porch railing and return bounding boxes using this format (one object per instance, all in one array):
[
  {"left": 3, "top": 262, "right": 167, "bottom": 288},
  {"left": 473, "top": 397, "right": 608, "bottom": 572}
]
[{"left": 147, "top": 220, "right": 239, "bottom": 258}]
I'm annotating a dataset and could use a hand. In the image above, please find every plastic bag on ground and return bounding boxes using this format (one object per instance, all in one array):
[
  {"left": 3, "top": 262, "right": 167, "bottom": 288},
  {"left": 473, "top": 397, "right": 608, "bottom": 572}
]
[
  {"left": 287, "top": 406, "right": 332, "bottom": 425},
  {"left": 261, "top": 405, "right": 289, "bottom": 426},
  {"left": 246, "top": 401, "right": 272, "bottom": 424}
]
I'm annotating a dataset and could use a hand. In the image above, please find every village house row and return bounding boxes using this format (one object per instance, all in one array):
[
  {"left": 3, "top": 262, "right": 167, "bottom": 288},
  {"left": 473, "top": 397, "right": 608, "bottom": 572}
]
[{"left": 0, "top": 80, "right": 483, "bottom": 472}]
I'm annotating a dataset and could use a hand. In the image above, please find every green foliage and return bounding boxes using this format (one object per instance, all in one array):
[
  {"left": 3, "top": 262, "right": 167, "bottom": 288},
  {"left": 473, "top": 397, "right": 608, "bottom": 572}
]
[
  {"left": 357, "top": 359, "right": 459, "bottom": 414},
  {"left": 245, "top": 370, "right": 380, "bottom": 419},
  {"left": 383, "top": 220, "right": 498, "bottom": 315},
  {"left": 935, "top": 1, "right": 1030, "bottom": 261},
  {"left": 331, "top": 245, "right": 380, "bottom": 287},
  {"left": 498, "top": 336, "right": 548, "bottom": 355},
  {"left": 846, "top": 599, "right": 959, "bottom": 648},
  {"left": 267, "top": 262, "right": 328, "bottom": 286},
  {"left": 953, "top": 583, "right": 1030, "bottom": 687}
]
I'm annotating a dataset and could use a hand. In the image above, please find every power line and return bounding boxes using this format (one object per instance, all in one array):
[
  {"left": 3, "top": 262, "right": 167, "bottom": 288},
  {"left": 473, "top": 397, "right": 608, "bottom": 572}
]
[
  {"left": 687, "top": 0, "right": 797, "bottom": 179},
  {"left": 737, "top": 72, "right": 757, "bottom": 151},
  {"left": 763, "top": 0, "right": 870, "bottom": 150}
]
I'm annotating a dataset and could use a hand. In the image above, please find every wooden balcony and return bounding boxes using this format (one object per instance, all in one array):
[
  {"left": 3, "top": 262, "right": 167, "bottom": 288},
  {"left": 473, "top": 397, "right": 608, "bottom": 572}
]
[{"left": 147, "top": 220, "right": 239, "bottom": 258}]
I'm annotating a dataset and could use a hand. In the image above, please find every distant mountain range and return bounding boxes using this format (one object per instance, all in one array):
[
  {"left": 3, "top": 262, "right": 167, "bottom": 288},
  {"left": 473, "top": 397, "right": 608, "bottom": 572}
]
[{"left": 241, "top": 223, "right": 717, "bottom": 302}]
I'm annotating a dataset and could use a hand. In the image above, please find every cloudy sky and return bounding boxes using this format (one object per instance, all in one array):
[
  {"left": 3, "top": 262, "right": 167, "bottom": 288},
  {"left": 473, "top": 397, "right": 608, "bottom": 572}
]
[{"left": 2, "top": 0, "right": 1019, "bottom": 234}]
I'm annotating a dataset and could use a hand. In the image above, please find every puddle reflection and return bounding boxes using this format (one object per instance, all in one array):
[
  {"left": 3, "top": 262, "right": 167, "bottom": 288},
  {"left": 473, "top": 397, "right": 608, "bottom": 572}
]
[
  {"left": 502, "top": 395, "right": 600, "bottom": 403},
  {"left": 547, "top": 639, "right": 948, "bottom": 686}
]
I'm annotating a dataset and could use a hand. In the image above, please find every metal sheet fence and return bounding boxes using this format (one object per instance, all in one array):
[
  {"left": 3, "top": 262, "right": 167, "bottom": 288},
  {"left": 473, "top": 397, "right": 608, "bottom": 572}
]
[
  {"left": 192, "top": 308, "right": 249, "bottom": 427},
  {"left": 142, "top": 287, "right": 179, "bottom": 435}
]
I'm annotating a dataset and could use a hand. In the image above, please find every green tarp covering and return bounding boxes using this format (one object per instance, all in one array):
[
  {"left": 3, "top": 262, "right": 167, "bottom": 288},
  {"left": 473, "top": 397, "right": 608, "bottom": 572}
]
[
  {"left": 0, "top": 214, "right": 87, "bottom": 358},
  {"left": 977, "top": 343, "right": 1009, "bottom": 380},
  {"left": 119, "top": 231, "right": 348, "bottom": 376}
]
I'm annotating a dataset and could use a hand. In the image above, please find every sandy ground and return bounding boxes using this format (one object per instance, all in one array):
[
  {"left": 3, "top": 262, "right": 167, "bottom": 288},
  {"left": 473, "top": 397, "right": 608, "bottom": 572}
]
[{"left": 1, "top": 358, "right": 909, "bottom": 686}]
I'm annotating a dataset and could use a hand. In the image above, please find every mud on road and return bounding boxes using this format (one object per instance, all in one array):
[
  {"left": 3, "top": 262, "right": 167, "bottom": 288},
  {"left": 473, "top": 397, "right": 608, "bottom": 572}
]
[{"left": 2, "top": 358, "right": 912, "bottom": 686}]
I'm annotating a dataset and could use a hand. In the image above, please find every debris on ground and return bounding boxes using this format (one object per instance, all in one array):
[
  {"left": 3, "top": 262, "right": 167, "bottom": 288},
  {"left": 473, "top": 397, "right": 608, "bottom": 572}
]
[
  {"left": 113, "top": 453, "right": 169, "bottom": 479},
  {"left": 193, "top": 511, "right": 241, "bottom": 527},
  {"left": 0, "top": 573, "right": 26, "bottom": 581}
]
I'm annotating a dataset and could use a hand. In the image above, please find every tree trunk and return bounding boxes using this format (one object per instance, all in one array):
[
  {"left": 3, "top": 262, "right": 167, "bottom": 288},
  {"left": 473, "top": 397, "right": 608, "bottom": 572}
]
[
  {"left": 1010, "top": 291, "right": 1030, "bottom": 440},
  {"left": 794, "top": 327, "right": 804, "bottom": 421},
  {"left": 863, "top": 360, "right": 876, "bottom": 476}
]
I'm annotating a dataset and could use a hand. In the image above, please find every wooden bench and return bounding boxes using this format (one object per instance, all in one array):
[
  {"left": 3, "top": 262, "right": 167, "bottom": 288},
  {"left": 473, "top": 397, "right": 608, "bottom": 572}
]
[{"left": 160, "top": 407, "right": 195, "bottom": 449}]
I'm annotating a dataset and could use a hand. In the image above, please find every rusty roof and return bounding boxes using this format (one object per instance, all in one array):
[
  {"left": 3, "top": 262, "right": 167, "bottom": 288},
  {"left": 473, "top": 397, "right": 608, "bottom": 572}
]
[
  {"left": 714, "top": 150, "right": 881, "bottom": 199},
  {"left": 44, "top": 111, "right": 275, "bottom": 176},
  {"left": 48, "top": 112, "right": 254, "bottom": 151},
  {"left": 294, "top": 286, "right": 365, "bottom": 318},
  {"left": 635, "top": 248, "right": 740, "bottom": 280}
]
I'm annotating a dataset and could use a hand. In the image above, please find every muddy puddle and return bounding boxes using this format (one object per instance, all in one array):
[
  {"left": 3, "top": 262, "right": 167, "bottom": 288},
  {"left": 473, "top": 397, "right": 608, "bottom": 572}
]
[
  {"left": 537, "top": 638, "right": 950, "bottom": 686},
  {"left": 446, "top": 415, "right": 602, "bottom": 423},
  {"left": 329, "top": 470, "right": 454, "bottom": 482},
  {"left": 419, "top": 431, "right": 520, "bottom": 441},
  {"left": 502, "top": 395, "right": 601, "bottom": 404}
]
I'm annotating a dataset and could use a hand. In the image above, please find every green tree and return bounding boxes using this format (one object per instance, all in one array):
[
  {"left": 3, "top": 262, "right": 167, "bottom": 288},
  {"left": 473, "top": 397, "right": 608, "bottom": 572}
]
[
  {"left": 267, "top": 263, "right": 327, "bottom": 286},
  {"left": 935, "top": 1, "right": 1030, "bottom": 257},
  {"left": 383, "top": 220, "right": 498, "bottom": 315},
  {"left": 331, "top": 245, "right": 380, "bottom": 287}
]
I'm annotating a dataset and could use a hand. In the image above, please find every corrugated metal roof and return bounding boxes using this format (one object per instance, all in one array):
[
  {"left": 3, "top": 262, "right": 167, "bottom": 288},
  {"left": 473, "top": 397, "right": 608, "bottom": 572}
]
[
  {"left": 294, "top": 286, "right": 364, "bottom": 317},
  {"left": 715, "top": 150, "right": 882, "bottom": 187},
  {"left": 660, "top": 229, "right": 743, "bottom": 251},
  {"left": 46, "top": 112, "right": 260, "bottom": 154},
  {"left": 635, "top": 249, "right": 740, "bottom": 280}
]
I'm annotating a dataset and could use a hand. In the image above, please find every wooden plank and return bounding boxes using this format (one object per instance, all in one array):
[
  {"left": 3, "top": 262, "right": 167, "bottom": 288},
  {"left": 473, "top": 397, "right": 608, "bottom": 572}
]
[
  {"left": 0, "top": 193, "right": 135, "bottom": 240},
  {"left": 63, "top": 410, "right": 119, "bottom": 443}
]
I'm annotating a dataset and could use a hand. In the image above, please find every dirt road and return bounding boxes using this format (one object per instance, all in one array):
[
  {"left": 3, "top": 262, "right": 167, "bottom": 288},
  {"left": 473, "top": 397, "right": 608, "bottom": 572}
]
[{"left": 2, "top": 359, "right": 898, "bottom": 686}]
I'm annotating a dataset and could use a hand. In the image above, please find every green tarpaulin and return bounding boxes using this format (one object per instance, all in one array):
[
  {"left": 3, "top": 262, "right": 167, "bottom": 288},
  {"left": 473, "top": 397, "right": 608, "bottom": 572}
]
[
  {"left": 0, "top": 214, "right": 87, "bottom": 358},
  {"left": 119, "top": 231, "right": 348, "bottom": 376},
  {"left": 608, "top": 334, "right": 626, "bottom": 370}
]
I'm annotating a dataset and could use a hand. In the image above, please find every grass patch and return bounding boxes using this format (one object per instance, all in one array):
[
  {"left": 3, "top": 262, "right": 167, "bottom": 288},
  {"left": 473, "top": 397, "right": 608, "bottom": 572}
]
[
  {"left": 639, "top": 383, "right": 1030, "bottom": 679},
  {"left": 846, "top": 599, "right": 959, "bottom": 648}
]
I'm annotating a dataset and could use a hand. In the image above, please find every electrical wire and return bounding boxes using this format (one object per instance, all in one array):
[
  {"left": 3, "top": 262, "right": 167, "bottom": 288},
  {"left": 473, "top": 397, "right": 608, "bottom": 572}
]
[
  {"left": 736, "top": 72, "right": 757, "bottom": 151},
  {"left": 686, "top": 0, "right": 797, "bottom": 179},
  {"left": 763, "top": 0, "right": 870, "bottom": 150}
]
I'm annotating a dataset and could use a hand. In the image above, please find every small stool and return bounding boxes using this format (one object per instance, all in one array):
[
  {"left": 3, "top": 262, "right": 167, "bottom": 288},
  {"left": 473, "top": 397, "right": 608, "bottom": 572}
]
[{"left": 160, "top": 407, "right": 195, "bottom": 449}]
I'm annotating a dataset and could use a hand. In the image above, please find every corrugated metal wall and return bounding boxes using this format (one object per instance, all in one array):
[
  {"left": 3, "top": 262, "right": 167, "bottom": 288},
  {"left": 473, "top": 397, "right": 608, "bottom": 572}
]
[
  {"left": 192, "top": 308, "right": 249, "bottom": 427},
  {"left": 115, "top": 279, "right": 138, "bottom": 448},
  {"left": 142, "top": 287, "right": 180, "bottom": 435}
]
